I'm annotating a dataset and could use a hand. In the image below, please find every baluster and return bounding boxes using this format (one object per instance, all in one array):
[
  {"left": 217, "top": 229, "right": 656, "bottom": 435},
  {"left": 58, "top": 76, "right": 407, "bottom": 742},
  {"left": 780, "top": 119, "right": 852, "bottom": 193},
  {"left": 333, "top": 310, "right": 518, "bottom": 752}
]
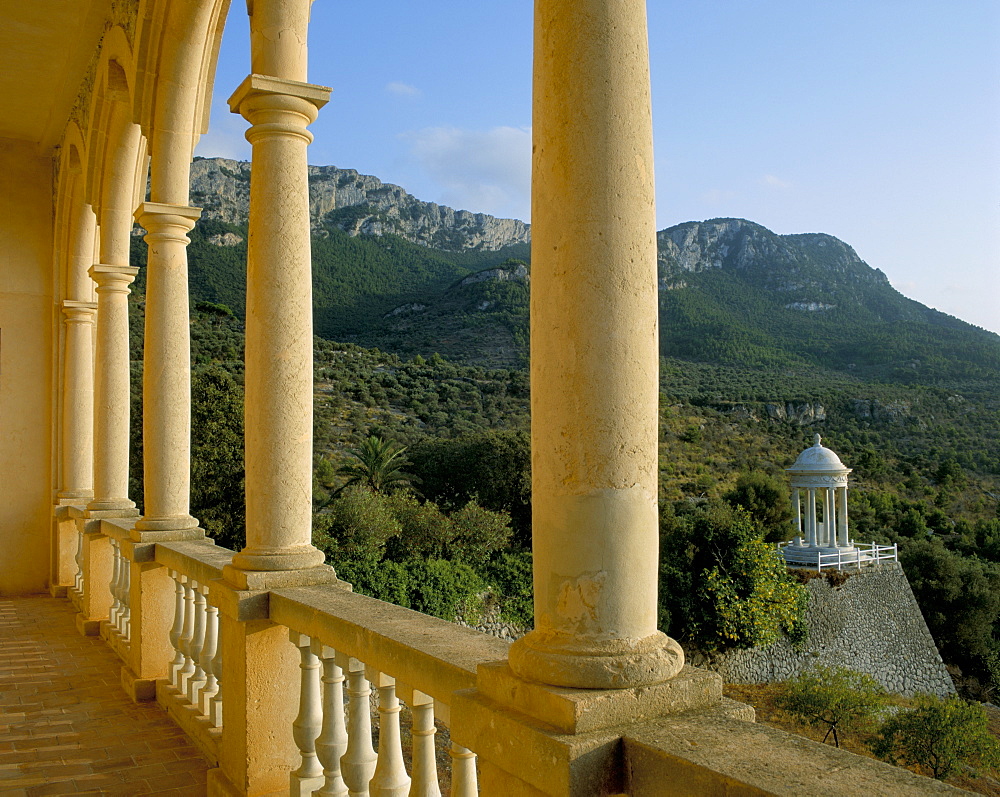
[
  {"left": 199, "top": 600, "right": 220, "bottom": 717},
  {"left": 168, "top": 572, "right": 186, "bottom": 687},
  {"left": 314, "top": 642, "right": 348, "bottom": 797},
  {"left": 108, "top": 538, "right": 121, "bottom": 628},
  {"left": 368, "top": 672, "right": 410, "bottom": 797},
  {"left": 209, "top": 645, "right": 224, "bottom": 728},
  {"left": 290, "top": 632, "right": 325, "bottom": 797},
  {"left": 449, "top": 743, "right": 478, "bottom": 797},
  {"left": 120, "top": 549, "right": 131, "bottom": 640},
  {"left": 73, "top": 528, "right": 84, "bottom": 594},
  {"left": 186, "top": 586, "right": 208, "bottom": 705},
  {"left": 339, "top": 656, "right": 377, "bottom": 797},
  {"left": 409, "top": 691, "right": 441, "bottom": 797},
  {"left": 177, "top": 578, "right": 197, "bottom": 693}
]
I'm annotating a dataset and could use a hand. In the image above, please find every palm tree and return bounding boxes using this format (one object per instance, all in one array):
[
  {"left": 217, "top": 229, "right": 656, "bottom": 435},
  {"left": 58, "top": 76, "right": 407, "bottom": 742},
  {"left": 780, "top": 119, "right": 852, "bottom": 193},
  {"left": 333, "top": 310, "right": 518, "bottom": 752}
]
[{"left": 335, "top": 435, "right": 415, "bottom": 495}]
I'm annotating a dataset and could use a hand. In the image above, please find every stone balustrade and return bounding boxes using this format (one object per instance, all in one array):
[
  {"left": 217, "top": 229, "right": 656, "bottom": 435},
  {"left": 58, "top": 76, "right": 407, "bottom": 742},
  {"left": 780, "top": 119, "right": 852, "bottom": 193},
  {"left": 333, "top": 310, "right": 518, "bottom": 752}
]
[
  {"left": 271, "top": 585, "right": 510, "bottom": 797},
  {"left": 46, "top": 505, "right": 976, "bottom": 795},
  {"left": 152, "top": 540, "right": 233, "bottom": 761}
]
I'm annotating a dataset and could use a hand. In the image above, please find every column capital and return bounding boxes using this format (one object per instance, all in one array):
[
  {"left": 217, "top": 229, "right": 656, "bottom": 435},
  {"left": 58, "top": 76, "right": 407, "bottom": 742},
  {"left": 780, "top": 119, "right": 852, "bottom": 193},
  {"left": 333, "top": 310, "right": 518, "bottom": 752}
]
[
  {"left": 134, "top": 202, "right": 202, "bottom": 235},
  {"left": 227, "top": 74, "right": 331, "bottom": 116},
  {"left": 62, "top": 299, "right": 98, "bottom": 320},
  {"left": 88, "top": 264, "right": 138, "bottom": 288}
]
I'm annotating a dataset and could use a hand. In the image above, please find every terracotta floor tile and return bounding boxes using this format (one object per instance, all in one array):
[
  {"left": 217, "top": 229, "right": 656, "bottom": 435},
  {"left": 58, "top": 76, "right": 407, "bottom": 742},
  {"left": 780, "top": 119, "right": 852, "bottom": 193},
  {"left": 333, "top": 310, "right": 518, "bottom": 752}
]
[{"left": 0, "top": 596, "right": 210, "bottom": 793}]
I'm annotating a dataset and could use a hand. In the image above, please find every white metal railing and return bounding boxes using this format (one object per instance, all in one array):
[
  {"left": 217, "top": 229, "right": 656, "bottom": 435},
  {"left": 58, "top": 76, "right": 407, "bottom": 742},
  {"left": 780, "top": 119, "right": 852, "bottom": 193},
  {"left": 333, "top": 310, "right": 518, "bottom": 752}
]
[{"left": 779, "top": 541, "right": 898, "bottom": 571}]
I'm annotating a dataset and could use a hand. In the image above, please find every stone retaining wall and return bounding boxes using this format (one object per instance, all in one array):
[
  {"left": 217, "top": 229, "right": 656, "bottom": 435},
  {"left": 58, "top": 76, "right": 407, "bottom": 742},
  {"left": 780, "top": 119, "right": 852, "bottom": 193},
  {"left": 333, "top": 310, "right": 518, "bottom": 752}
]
[{"left": 694, "top": 562, "right": 955, "bottom": 696}]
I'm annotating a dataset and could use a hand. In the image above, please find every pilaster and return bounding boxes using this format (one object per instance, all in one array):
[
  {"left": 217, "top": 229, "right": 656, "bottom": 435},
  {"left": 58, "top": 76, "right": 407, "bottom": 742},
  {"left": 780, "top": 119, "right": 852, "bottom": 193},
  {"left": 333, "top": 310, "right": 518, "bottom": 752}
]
[{"left": 206, "top": 579, "right": 302, "bottom": 797}]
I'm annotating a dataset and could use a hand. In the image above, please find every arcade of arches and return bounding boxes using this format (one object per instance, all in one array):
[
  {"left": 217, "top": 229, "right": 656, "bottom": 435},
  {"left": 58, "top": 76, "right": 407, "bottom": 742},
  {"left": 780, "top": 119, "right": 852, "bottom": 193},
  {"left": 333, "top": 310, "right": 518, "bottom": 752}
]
[{"left": 0, "top": 1, "right": 964, "bottom": 794}]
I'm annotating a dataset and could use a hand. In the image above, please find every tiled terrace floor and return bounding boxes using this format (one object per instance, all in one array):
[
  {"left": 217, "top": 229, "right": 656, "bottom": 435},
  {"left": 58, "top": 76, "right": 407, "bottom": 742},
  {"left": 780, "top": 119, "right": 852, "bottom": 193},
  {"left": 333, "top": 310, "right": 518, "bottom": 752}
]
[{"left": 0, "top": 595, "right": 210, "bottom": 796}]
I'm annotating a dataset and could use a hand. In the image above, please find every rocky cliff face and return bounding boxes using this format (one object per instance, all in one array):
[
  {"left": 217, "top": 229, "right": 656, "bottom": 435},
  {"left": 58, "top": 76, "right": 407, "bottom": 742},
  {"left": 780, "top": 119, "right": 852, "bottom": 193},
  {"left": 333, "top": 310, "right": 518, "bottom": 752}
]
[
  {"left": 657, "top": 218, "right": 890, "bottom": 294},
  {"left": 189, "top": 157, "right": 530, "bottom": 252}
]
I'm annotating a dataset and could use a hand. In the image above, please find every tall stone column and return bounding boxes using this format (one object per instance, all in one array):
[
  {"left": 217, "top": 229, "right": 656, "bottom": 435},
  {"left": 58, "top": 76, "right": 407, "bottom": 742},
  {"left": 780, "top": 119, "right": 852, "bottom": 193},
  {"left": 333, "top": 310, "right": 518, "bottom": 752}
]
[
  {"left": 87, "top": 265, "right": 139, "bottom": 513},
  {"left": 210, "top": 8, "right": 336, "bottom": 796},
  {"left": 133, "top": 203, "right": 202, "bottom": 534},
  {"left": 226, "top": 0, "right": 329, "bottom": 577},
  {"left": 59, "top": 301, "right": 97, "bottom": 501},
  {"left": 508, "top": 0, "right": 682, "bottom": 690}
]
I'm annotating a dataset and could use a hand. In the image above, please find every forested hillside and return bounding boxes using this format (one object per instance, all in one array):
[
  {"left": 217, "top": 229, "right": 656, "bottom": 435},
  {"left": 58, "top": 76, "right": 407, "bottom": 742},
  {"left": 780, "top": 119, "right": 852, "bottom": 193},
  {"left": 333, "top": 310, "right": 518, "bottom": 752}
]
[{"left": 124, "top": 160, "right": 1000, "bottom": 697}]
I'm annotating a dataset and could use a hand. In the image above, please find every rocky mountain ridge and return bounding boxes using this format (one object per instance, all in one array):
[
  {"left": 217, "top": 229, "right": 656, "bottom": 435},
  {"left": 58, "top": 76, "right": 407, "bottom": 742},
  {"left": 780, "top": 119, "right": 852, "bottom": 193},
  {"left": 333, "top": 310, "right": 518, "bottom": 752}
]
[{"left": 189, "top": 157, "right": 530, "bottom": 252}]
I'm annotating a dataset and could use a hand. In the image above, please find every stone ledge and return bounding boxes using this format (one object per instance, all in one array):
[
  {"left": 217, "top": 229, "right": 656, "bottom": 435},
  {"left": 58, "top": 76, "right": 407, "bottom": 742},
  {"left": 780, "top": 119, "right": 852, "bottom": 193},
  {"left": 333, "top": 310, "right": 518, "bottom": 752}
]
[{"left": 623, "top": 712, "right": 971, "bottom": 796}]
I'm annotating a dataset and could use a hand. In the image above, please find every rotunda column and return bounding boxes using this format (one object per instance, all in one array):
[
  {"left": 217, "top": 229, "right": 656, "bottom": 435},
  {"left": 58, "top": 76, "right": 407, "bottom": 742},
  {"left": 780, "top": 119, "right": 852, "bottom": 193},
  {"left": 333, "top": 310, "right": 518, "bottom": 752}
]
[
  {"left": 791, "top": 488, "right": 802, "bottom": 541},
  {"left": 508, "top": 0, "right": 683, "bottom": 689},
  {"left": 806, "top": 488, "right": 818, "bottom": 547},
  {"left": 838, "top": 485, "right": 850, "bottom": 546},
  {"left": 87, "top": 265, "right": 139, "bottom": 512},
  {"left": 226, "top": 0, "right": 329, "bottom": 573},
  {"left": 133, "top": 204, "right": 202, "bottom": 532},
  {"left": 825, "top": 486, "right": 837, "bottom": 547}
]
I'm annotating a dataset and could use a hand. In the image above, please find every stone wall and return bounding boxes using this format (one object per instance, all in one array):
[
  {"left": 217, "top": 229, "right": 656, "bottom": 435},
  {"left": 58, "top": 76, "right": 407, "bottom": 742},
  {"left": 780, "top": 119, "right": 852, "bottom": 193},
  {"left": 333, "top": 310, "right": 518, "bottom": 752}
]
[{"left": 696, "top": 562, "right": 955, "bottom": 697}]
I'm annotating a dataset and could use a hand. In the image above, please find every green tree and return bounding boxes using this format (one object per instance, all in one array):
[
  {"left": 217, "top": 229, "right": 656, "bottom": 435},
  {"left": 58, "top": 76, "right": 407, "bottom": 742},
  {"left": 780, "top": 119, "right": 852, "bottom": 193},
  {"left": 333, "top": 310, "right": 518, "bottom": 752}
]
[
  {"left": 775, "top": 665, "right": 890, "bottom": 747},
  {"left": 901, "top": 538, "right": 1000, "bottom": 691},
  {"left": 190, "top": 367, "right": 245, "bottom": 552},
  {"left": 408, "top": 430, "right": 531, "bottom": 544},
  {"left": 874, "top": 694, "right": 1000, "bottom": 780},
  {"left": 723, "top": 472, "right": 794, "bottom": 543},
  {"left": 661, "top": 502, "right": 807, "bottom": 652},
  {"left": 335, "top": 435, "right": 415, "bottom": 495}
]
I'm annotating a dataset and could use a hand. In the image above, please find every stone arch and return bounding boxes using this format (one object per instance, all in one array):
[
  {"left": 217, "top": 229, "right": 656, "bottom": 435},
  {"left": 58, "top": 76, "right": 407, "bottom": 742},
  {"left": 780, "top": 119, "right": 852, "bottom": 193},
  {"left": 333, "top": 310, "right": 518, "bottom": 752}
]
[{"left": 134, "top": 0, "right": 232, "bottom": 203}]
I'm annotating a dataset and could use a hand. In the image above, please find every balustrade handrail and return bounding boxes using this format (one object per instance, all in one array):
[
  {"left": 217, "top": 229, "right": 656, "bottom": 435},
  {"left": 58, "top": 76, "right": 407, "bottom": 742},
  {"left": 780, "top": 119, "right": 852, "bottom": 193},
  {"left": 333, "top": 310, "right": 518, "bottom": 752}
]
[
  {"left": 270, "top": 584, "right": 511, "bottom": 712},
  {"left": 154, "top": 540, "right": 235, "bottom": 585}
]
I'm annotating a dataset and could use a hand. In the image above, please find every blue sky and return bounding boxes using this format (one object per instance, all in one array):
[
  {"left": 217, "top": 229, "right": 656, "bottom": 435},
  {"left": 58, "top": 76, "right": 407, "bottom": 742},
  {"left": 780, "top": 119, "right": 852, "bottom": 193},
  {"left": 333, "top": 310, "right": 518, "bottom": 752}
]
[{"left": 198, "top": 1, "right": 1000, "bottom": 335}]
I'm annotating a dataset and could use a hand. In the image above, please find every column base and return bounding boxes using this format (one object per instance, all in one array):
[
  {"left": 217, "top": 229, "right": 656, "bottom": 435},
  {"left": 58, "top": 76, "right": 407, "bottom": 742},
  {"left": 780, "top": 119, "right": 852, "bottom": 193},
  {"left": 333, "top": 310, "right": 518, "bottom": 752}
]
[
  {"left": 228, "top": 545, "right": 327, "bottom": 579},
  {"left": 134, "top": 514, "right": 200, "bottom": 532},
  {"left": 86, "top": 499, "right": 137, "bottom": 513},
  {"left": 222, "top": 562, "right": 338, "bottom": 591},
  {"left": 509, "top": 629, "right": 684, "bottom": 689},
  {"left": 57, "top": 490, "right": 93, "bottom": 503}
]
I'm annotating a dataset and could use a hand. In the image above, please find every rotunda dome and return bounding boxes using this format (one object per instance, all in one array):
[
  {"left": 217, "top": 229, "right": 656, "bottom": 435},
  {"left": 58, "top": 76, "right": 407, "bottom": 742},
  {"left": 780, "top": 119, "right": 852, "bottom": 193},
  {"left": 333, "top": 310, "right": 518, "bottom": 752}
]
[{"left": 787, "top": 434, "right": 849, "bottom": 473}]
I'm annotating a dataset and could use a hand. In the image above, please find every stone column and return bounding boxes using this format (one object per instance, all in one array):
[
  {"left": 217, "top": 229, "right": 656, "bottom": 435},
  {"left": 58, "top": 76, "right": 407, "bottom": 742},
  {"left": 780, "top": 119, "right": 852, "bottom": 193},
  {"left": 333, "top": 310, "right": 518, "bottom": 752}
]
[
  {"left": 87, "top": 265, "right": 139, "bottom": 513},
  {"left": 226, "top": 0, "right": 329, "bottom": 578},
  {"left": 133, "top": 203, "right": 202, "bottom": 534},
  {"left": 508, "top": 0, "right": 682, "bottom": 690},
  {"left": 792, "top": 489, "right": 802, "bottom": 541},
  {"left": 59, "top": 301, "right": 97, "bottom": 501}
]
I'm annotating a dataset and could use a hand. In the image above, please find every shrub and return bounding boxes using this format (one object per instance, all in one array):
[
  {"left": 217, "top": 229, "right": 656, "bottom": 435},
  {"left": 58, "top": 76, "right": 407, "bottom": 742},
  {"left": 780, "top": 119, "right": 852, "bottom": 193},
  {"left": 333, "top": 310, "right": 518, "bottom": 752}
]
[
  {"left": 874, "top": 694, "right": 1000, "bottom": 780},
  {"left": 776, "top": 665, "right": 890, "bottom": 747}
]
